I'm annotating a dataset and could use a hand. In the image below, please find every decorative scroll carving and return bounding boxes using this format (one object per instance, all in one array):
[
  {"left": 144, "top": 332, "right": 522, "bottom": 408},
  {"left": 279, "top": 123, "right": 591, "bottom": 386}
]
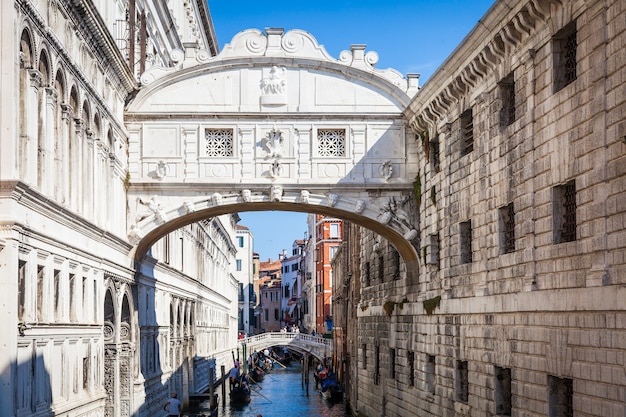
[
  {"left": 327, "top": 194, "right": 339, "bottom": 207},
  {"left": 181, "top": 201, "right": 195, "bottom": 214},
  {"left": 263, "top": 128, "right": 284, "bottom": 158}
]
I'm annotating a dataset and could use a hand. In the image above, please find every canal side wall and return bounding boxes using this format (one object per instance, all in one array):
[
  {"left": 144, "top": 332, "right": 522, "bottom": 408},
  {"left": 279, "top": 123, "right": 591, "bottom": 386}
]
[{"left": 344, "top": 0, "right": 626, "bottom": 416}]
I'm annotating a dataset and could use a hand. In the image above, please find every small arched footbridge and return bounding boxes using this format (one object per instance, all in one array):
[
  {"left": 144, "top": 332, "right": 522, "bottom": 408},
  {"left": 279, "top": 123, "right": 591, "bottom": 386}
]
[{"left": 238, "top": 332, "right": 333, "bottom": 361}]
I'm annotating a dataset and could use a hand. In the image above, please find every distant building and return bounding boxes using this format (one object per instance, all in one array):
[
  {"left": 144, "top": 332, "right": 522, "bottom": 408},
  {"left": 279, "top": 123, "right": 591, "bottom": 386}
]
[
  {"left": 312, "top": 215, "right": 343, "bottom": 335},
  {"left": 234, "top": 225, "right": 255, "bottom": 335},
  {"left": 281, "top": 239, "right": 307, "bottom": 328},
  {"left": 257, "top": 257, "right": 282, "bottom": 332}
]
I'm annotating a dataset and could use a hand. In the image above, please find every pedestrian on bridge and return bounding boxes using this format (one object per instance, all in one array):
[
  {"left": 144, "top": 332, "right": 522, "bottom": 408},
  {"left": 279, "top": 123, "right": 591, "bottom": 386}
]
[{"left": 162, "top": 392, "right": 182, "bottom": 416}]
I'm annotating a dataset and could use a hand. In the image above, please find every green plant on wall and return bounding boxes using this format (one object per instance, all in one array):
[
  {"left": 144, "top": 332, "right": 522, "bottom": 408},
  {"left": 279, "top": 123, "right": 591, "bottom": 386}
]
[
  {"left": 413, "top": 173, "right": 422, "bottom": 206},
  {"left": 124, "top": 171, "right": 131, "bottom": 191},
  {"left": 423, "top": 295, "right": 441, "bottom": 315},
  {"left": 383, "top": 301, "right": 396, "bottom": 316}
]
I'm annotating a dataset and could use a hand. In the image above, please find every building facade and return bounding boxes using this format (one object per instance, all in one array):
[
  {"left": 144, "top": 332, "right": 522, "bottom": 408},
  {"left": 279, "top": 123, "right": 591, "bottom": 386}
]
[
  {"left": 234, "top": 224, "right": 255, "bottom": 335},
  {"left": 332, "top": 1, "right": 626, "bottom": 416},
  {"left": 1, "top": 1, "right": 239, "bottom": 417},
  {"left": 280, "top": 239, "right": 306, "bottom": 328},
  {"left": 313, "top": 215, "right": 343, "bottom": 336}
]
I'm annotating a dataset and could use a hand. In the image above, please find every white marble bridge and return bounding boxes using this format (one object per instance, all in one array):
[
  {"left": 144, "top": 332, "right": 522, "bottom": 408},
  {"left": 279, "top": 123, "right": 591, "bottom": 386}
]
[{"left": 237, "top": 332, "right": 333, "bottom": 361}]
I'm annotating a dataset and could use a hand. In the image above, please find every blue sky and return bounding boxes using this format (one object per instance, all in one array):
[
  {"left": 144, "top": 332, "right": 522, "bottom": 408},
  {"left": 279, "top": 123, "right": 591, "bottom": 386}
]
[{"left": 208, "top": 0, "right": 495, "bottom": 261}]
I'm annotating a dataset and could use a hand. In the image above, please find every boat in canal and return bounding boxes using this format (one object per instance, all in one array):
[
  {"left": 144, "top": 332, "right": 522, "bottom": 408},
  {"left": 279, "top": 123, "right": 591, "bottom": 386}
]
[{"left": 229, "top": 376, "right": 251, "bottom": 405}]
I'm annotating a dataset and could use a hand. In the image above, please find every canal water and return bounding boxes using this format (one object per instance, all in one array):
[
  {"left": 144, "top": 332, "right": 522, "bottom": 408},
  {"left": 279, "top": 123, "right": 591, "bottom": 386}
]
[{"left": 186, "top": 362, "right": 350, "bottom": 417}]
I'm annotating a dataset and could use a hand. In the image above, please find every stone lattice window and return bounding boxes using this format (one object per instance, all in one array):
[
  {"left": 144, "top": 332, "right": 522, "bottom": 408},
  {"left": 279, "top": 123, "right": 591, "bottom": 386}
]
[
  {"left": 460, "top": 109, "right": 473, "bottom": 156},
  {"left": 460, "top": 220, "right": 473, "bottom": 264},
  {"left": 317, "top": 129, "right": 345, "bottom": 157},
  {"left": 499, "top": 203, "right": 515, "bottom": 254},
  {"left": 553, "top": 21, "right": 577, "bottom": 92},
  {"left": 455, "top": 360, "right": 469, "bottom": 403},
  {"left": 548, "top": 375, "right": 573, "bottom": 417},
  {"left": 553, "top": 181, "right": 577, "bottom": 243},
  {"left": 495, "top": 366, "right": 512, "bottom": 416},
  {"left": 205, "top": 128, "right": 233, "bottom": 157},
  {"left": 499, "top": 73, "right": 515, "bottom": 127}
]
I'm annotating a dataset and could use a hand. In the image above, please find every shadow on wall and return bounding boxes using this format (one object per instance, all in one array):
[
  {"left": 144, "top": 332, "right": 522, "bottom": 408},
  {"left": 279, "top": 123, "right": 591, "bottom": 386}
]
[{"left": 12, "top": 352, "right": 53, "bottom": 416}]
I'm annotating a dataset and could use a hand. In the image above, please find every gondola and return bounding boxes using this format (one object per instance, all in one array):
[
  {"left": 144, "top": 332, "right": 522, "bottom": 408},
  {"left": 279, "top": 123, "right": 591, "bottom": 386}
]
[
  {"left": 229, "top": 376, "right": 251, "bottom": 405},
  {"left": 319, "top": 372, "right": 343, "bottom": 402}
]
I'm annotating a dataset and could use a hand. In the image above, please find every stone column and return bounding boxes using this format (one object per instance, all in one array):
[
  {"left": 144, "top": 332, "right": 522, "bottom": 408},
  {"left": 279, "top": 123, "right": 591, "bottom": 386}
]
[
  {"left": 294, "top": 125, "right": 311, "bottom": 179},
  {"left": 182, "top": 126, "right": 199, "bottom": 179},
  {"left": 60, "top": 104, "right": 72, "bottom": 205},
  {"left": 239, "top": 127, "right": 254, "bottom": 179},
  {"left": 71, "top": 118, "right": 85, "bottom": 212},
  {"left": 43, "top": 87, "right": 57, "bottom": 196},
  {"left": 25, "top": 69, "right": 42, "bottom": 184},
  {"left": 84, "top": 129, "right": 95, "bottom": 216}
]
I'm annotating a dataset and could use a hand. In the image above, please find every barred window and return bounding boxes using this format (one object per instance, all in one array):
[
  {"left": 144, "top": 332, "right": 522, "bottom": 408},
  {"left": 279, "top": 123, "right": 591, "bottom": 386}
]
[
  {"left": 389, "top": 348, "right": 396, "bottom": 378},
  {"left": 499, "top": 73, "right": 515, "bottom": 127},
  {"left": 205, "top": 128, "right": 233, "bottom": 156},
  {"left": 317, "top": 129, "right": 345, "bottom": 157},
  {"left": 553, "top": 21, "right": 577, "bottom": 93},
  {"left": 430, "top": 136, "right": 440, "bottom": 172},
  {"left": 426, "top": 355, "right": 436, "bottom": 394},
  {"left": 408, "top": 351, "right": 415, "bottom": 387},
  {"left": 495, "top": 367, "right": 512, "bottom": 416},
  {"left": 499, "top": 203, "right": 515, "bottom": 254},
  {"left": 460, "top": 109, "right": 473, "bottom": 156},
  {"left": 553, "top": 181, "right": 577, "bottom": 243}
]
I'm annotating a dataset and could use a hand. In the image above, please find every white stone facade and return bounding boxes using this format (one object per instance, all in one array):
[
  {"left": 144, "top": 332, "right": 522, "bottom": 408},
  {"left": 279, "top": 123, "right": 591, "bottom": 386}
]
[{"left": 1, "top": 1, "right": 238, "bottom": 417}]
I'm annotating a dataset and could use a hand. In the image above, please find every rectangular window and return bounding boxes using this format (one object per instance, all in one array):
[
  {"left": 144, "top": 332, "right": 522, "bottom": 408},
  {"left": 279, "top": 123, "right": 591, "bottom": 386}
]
[
  {"left": 499, "top": 203, "right": 516, "bottom": 254},
  {"left": 274, "top": 309, "right": 279, "bottom": 320},
  {"left": 205, "top": 128, "right": 234, "bottom": 156},
  {"left": 460, "top": 220, "right": 473, "bottom": 264},
  {"left": 284, "top": 286, "right": 289, "bottom": 298},
  {"left": 291, "top": 264, "right": 298, "bottom": 272},
  {"left": 329, "top": 246, "right": 338, "bottom": 260},
  {"left": 374, "top": 345, "right": 380, "bottom": 385},
  {"left": 495, "top": 366, "right": 512, "bottom": 416},
  {"left": 83, "top": 357, "right": 89, "bottom": 389},
  {"left": 548, "top": 375, "right": 573, "bottom": 417},
  {"left": 236, "top": 259, "right": 242, "bottom": 271},
  {"left": 362, "top": 344, "right": 367, "bottom": 369},
  {"left": 553, "top": 181, "right": 577, "bottom": 243},
  {"left": 37, "top": 265, "right": 44, "bottom": 321},
  {"left": 364, "top": 261, "right": 371, "bottom": 287},
  {"left": 389, "top": 348, "right": 396, "bottom": 379},
  {"left": 460, "top": 109, "right": 473, "bottom": 156},
  {"left": 54, "top": 269, "right": 61, "bottom": 320},
  {"left": 378, "top": 255, "right": 384, "bottom": 280},
  {"left": 408, "top": 351, "right": 415, "bottom": 387},
  {"left": 264, "top": 309, "right": 268, "bottom": 321},
  {"left": 426, "top": 355, "right": 436, "bottom": 394},
  {"left": 499, "top": 73, "right": 516, "bottom": 127},
  {"left": 455, "top": 360, "right": 469, "bottom": 403},
  {"left": 426, "top": 233, "right": 440, "bottom": 266},
  {"left": 330, "top": 223, "right": 340, "bottom": 238},
  {"left": 317, "top": 129, "right": 346, "bottom": 157},
  {"left": 392, "top": 249, "right": 401, "bottom": 279},
  {"left": 553, "top": 21, "right": 577, "bottom": 93},
  {"left": 237, "top": 236, "right": 244, "bottom": 247}
]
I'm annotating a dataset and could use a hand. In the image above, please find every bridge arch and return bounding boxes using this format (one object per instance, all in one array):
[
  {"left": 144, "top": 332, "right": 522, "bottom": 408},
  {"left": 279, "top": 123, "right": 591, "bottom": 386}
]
[
  {"left": 237, "top": 333, "right": 333, "bottom": 363},
  {"left": 125, "top": 27, "right": 421, "bottom": 272}
]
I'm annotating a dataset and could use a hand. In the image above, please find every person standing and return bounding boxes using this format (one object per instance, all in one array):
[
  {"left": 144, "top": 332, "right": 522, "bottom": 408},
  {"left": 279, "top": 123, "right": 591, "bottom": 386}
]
[{"left": 163, "top": 392, "right": 182, "bottom": 416}]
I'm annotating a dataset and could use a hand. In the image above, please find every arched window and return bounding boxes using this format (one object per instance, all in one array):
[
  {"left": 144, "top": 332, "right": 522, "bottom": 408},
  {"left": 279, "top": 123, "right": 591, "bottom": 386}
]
[
  {"left": 68, "top": 87, "right": 79, "bottom": 209},
  {"left": 104, "top": 289, "right": 115, "bottom": 342},
  {"left": 54, "top": 70, "right": 66, "bottom": 201},
  {"left": 121, "top": 294, "right": 131, "bottom": 342},
  {"left": 38, "top": 50, "right": 51, "bottom": 189},
  {"left": 19, "top": 29, "right": 33, "bottom": 179}
]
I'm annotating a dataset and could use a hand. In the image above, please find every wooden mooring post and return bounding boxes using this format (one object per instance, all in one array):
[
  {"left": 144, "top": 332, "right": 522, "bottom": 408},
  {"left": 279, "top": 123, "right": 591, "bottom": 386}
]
[{"left": 221, "top": 365, "right": 226, "bottom": 406}]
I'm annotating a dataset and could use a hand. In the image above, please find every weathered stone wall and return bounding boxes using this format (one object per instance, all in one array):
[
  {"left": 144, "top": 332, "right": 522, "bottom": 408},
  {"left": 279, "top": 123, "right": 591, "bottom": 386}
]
[{"left": 350, "top": 0, "right": 626, "bottom": 416}]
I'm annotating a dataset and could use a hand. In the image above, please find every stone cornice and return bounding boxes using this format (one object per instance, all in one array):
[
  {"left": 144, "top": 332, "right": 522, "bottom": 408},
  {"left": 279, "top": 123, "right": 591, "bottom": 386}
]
[
  {"left": 197, "top": 0, "right": 219, "bottom": 56},
  {"left": 406, "top": 0, "right": 558, "bottom": 133}
]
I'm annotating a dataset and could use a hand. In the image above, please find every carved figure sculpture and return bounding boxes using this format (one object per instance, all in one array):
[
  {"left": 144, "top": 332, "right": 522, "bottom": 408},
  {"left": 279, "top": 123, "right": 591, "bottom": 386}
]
[
  {"left": 211, "top": 193, "right": 223, "bottom": 206},
  {"left": 299, "top": 190, "right": 310, "bottom": 204},
  {"left": 270, "top": 185, "right": 283, "bottom": 202},
  {"left": 263, "top": 128, "right": 284, "bottom": 158},
  {"left": 327, "top": 193, "right": 339, "bottom": 207},
  {"left": 261, "top": 66, "right": 286, "bottom": 95},
  {"left": 241, "top": 189, "right": 252, "bottom": 203},
  {"left": 355, "top": 199, "right": 365, "bottom": 213}
]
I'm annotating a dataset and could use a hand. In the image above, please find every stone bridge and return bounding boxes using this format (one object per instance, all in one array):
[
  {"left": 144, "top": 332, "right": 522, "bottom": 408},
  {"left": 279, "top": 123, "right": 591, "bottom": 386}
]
[
  {"left": 237, "top": 332, "right": 333, "bottom": 362},
  {"left": 124, "top": 28, "right": 422, "bottom": 270}
]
